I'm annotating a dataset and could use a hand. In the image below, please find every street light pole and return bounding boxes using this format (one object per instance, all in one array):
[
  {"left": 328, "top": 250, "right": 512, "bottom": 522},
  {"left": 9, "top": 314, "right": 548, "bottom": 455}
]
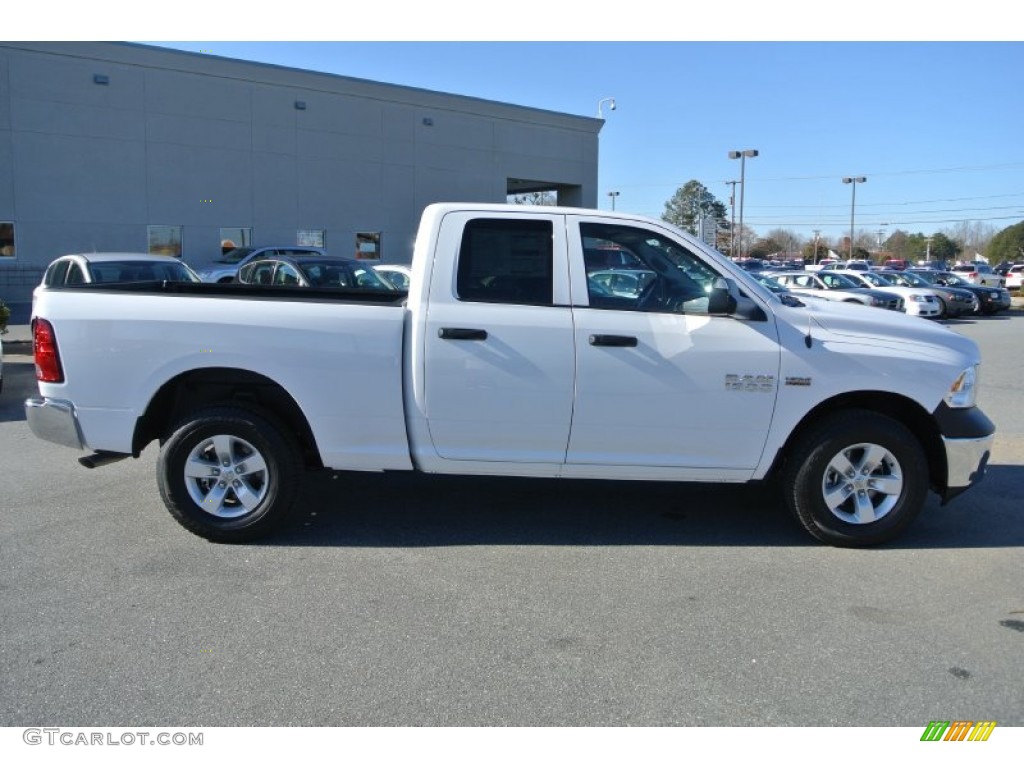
[
  {"left": 725, "top": 180, "right": 739, "bottom": 258},
  {"left": 842, "top": 176, "right": 867, "bottom": 259},
  {"left": 607, "top": 191, "right": 620, "bottom": 211},
  {"left": 812, "top": 229, "right": 820, "bottom": 264},
  {"left": 728, "top": 149, "right": 758, "bottom": 259}
]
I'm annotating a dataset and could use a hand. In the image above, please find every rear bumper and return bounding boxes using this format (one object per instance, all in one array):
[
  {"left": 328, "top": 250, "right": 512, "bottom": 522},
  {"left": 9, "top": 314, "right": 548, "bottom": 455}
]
[{"left": 24, "top": 396, "right": 85, "bottom": 450}]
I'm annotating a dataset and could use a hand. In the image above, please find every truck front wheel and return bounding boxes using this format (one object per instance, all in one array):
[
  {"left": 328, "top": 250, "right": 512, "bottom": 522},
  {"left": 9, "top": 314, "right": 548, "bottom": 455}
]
[
  {"left": 157, "top": 406, "right": 301, "bottom": 542},
  {"left": 782, "top": 410, "right": 928, "bottom": 547}
]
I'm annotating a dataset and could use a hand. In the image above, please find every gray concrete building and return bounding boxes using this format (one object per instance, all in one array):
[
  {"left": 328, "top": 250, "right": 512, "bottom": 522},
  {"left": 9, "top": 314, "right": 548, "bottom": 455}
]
[{"left": 0, "top": 41, "right": 603, "bottom": 308}]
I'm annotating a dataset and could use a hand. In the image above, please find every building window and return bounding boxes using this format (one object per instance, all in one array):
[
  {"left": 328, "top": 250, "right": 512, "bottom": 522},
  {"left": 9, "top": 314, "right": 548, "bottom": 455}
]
[
  {"left": 355, "top": 232, "right": 381, "bottom": 260},
  {"left": 297, "top": 229, "right": 325, "bottom": 248},
  {"left": 220, "top": 227, "right": 252, "bottom": 256},
  {"left": 0, "top": 222, "right": 15, "bottom": 258},
  {"left": 147, "top": 225, "right": 183, "bottom": 258}
]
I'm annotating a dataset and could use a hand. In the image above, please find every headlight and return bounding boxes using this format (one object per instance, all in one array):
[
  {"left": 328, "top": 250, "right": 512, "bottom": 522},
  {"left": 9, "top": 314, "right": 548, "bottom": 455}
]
[
  {"left": 870, "top": 297, "right": 884, "bottom": 306},
  {"left": 944, "top": 366, "right": 978, "bottom": 409},
  {"left": 909, "top": 294, "right": 927, "bottom": 301}
]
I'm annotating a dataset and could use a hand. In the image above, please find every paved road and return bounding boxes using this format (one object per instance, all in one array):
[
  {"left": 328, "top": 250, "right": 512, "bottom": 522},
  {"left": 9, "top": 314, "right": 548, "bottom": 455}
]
[{"left": 1, "top": 313, "right": 1022, "bottom": 727}]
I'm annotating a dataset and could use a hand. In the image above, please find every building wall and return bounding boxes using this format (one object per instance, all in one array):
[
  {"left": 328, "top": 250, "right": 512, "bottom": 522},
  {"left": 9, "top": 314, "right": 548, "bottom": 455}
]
[{"left": 0, "top": 42, "right": 602, "bottom": 305}]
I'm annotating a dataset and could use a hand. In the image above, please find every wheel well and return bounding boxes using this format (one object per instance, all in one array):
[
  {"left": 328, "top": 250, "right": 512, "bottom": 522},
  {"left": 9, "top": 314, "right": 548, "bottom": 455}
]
[
  {"left": 132, "top": 368, "right": 323, "bottom": 469},
  {"left": 770, "top": 392, "right": 947, "bottom": 493}
]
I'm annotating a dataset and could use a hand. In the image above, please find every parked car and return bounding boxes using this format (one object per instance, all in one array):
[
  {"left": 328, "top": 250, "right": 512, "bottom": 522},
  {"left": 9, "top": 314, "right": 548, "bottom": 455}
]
[
  {"left": 883, "top": 259, "right": 911, "bottom": 270},
  {"left": 882, "top": 270, "right": 977, "bottom": 318},
  {"left": 193, "top": 246, "right": 327, "bottom": 283},
  {"left": 1003, "top": 264, "right": 1024, "bottom": 290},
  {"left": 0, "top": 334, "right": 4, "bottom": 395},
  {"left": 372, "top": 264, "right": 412, "bottom": 290},
  {"left": 766, "top": 270, "right": 904, "bottom": 311},
  {"left": 835, "top": 260, "right": 873, "bottom": 271},
  {"left": 39, "top": 253, "right": 201, "bottom": 288},
  {"left": 586, "top": 268, "right": 658, "bottom": 299},
  {"left": 909, "top": 269, "right": 1011, "bottom": 315},
  {"left": 236, "top": 254, "right": 396, "bottom": 290},
  {"left": 833, "top": 269, "right": 942, "bottom": 318},
  {"left": 950, "top": 263, "right": 1005, "bottom": 288}
]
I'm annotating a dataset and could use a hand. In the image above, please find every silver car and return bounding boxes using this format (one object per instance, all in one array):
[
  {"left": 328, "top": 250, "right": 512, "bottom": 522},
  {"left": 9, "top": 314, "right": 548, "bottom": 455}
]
[{"left": 766, "top": 270, "right": 905, "bottom": 311}]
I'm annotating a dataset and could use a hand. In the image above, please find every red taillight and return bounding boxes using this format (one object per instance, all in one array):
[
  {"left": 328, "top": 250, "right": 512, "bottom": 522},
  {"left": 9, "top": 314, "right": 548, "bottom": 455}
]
[{"left": 33, "top": 318, "right": 65, "bottom": 383}]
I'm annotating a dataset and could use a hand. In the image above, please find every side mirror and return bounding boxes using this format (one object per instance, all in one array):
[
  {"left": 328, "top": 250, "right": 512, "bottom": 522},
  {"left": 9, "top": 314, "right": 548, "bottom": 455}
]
[{"left": 708, "top": 278, "right": 736, "bottom": 315}]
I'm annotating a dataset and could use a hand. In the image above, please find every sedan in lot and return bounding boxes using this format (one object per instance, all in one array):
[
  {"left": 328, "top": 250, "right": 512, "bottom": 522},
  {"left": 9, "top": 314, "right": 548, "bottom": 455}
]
[
  {"left": 39, "top": 252, "right": 201, "bottom": 288},
  {"left": 193, "top": 246, "right": 327, "bottom": 283},
  {"left": 766, "top": 270, "right": 904, "bottom": 311},
  {"left": 832, "top": 269, "right": 942, "bottom": 318},
  {"left": 909, "top": 269, "right": 1011, "bottom": 315},
  {"left": 881, "top": 270, "right": 977, "bottom": 317},
  {"left": 236, "top": 254, "right": 397, "bottom": 290}
]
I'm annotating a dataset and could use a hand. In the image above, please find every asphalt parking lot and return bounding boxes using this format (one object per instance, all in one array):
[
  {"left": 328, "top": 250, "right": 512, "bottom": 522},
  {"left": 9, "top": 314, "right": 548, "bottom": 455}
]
[{"left": 1, "top": 311, "right": 1022, "bottom": 727}]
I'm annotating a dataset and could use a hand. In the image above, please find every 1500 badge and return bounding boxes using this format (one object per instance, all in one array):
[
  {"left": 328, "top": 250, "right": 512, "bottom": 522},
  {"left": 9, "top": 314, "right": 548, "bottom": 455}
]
[{"left": 725, "top": 374, "right": 776, "bottom": 392}]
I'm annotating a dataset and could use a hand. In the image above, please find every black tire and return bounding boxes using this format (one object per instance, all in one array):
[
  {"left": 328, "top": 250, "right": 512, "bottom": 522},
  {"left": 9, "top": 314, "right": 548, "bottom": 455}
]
[
  {"left": 782, "top": 410, "right": 928, "bottom": 547},
  {"left": 157, "top": 406, "right": 302, "bottom": 543}
]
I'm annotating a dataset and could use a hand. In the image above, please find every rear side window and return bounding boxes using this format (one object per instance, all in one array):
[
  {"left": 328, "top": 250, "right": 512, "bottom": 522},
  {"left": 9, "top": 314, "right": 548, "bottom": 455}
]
[{"left": 456, "top": 219, "right": 553, "bottom": 306}]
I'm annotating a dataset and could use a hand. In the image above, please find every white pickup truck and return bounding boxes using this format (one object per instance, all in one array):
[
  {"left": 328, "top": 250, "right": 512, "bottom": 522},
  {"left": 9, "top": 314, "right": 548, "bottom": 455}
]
[{"left": 26, "top": 203, "right": 994, "bottom": 547}]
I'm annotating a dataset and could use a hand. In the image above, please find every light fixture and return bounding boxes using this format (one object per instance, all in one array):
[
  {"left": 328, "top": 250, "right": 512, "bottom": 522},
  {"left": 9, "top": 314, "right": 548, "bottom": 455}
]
[
  {"left": 93, "top": 74, "right": 109, "bottom": 86},
  {"left": 597, "top": 97, "right": 616, "bottom": 119},
  {"left": 727, "top": 149, "right": 759, "bottom": 259}
]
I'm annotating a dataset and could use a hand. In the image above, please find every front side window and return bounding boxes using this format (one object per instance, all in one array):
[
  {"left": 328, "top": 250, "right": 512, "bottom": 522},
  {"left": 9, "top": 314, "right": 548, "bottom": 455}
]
[
  {"left": 580, "top": 222, "right": 716, "bottom": 314},
  {"left": 456, "top": 218, "right": 553, "bottom": 306}
]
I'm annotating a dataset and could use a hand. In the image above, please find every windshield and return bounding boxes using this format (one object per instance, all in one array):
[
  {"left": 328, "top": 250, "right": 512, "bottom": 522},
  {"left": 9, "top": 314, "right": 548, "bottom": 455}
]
[
  {"left": 819, "top": 272, "right": 861, "bottom": 290},
  {"left": 892, "top": 271, "right": 928, "bottom": 287},
  {"left": 859, "top": 272, "right": 893, "bottom": 287}
]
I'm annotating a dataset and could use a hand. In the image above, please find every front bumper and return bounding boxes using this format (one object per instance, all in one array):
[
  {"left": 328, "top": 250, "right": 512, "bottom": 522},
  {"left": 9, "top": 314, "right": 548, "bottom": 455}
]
[
  {"left": 933, "top": 404, "right": 995, "bottom": 503},
  {"left": 25, "top": 396, "right": 86, "bottom": 449}
]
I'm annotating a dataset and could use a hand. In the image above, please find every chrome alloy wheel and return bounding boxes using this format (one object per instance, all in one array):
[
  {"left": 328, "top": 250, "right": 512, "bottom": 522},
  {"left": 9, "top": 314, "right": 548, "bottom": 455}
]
[
  {"left": 183, "top": 434, "right": 269, "bottom": 518},
  {"left": 820, "top": 442, "right": 904, "bottom": 525}
]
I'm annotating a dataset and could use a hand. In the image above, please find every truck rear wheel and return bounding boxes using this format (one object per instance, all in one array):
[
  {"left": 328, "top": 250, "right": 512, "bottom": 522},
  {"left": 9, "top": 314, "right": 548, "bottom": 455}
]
[
  {"left": 782, "top": 410, "right": 928, "bottom": 547},
  {"left": 157, "top": 406, "right": 301, "bottom": 542}
]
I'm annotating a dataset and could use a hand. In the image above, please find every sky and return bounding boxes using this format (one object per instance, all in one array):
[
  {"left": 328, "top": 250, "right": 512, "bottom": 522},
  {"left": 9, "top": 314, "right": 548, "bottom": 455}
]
[{"left": 12, "top": 3, "right": 1024, "bottom": 250}]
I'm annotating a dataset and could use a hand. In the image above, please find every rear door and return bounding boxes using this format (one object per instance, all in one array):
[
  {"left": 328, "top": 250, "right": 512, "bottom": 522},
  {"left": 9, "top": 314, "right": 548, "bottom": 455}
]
[{"left": 421, "top": 211, "right": 575, "bottom": 464}]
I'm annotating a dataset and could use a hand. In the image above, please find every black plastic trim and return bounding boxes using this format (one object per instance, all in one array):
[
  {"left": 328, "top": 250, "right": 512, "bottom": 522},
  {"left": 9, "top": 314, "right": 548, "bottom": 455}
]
[{"left": 932, "top": 403, "right": 995, "bottom": 440}]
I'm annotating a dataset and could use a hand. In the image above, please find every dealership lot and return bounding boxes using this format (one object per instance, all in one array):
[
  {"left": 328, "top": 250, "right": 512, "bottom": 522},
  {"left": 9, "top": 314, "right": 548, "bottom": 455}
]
[{"left": 1, "top": 312, "right": 1022, "bottom": 727}]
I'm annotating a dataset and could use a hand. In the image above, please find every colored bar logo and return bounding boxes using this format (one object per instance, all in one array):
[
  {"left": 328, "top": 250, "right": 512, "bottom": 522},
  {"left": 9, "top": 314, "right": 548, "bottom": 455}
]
[{"left": 921, "top": 721, "right": 996, "bottom": 741}]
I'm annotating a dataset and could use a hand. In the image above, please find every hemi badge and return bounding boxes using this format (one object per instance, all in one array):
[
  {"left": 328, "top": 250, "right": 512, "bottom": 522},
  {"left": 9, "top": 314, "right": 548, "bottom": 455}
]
[{"left": 785, "top": 376, "right": 812, "bottom": 387}]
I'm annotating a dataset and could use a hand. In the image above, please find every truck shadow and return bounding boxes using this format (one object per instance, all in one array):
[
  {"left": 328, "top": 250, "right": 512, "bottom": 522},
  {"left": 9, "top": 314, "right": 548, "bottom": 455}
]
[{"left": 263, "top": 463, "right": 1024, "bottom": 550}]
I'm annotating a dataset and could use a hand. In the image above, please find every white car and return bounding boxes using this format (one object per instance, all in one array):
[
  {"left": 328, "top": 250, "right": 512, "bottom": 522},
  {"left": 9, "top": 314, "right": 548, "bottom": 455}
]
[
  {"left": 372, "top": 264, "right": 412, "bottom": 290},
  {"left": 1003, "top": 264, "right": 1024, "bottom": 290},
  {"left": 766, "top": 270, "right": 904, "bottom": 311},
  {"left": 833, "top": 269, "right": 942, "bottom": 318},
  {"left": 951, "top": 263, "right": 1005, "bottom": 288}
]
